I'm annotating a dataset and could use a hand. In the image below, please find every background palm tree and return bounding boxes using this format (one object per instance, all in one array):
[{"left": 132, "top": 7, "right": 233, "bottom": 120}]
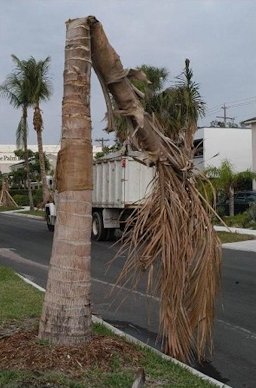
[
  {"left": 206, "top": 160, "right": 256, "bottom": 216},
  {"left": 113, "top": 61, "right": 205, "bottom": 155},
  {"left": 0, "top": 56, "right": 34, "bottom": 210},
  {"left": 22, "top": 56, "right": 52, "bottom": 204}
]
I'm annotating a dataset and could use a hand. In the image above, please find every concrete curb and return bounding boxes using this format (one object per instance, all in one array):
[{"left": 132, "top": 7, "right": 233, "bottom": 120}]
[
  {"left": 17, "top": 274, "right": 231, "bottom": 388},
  {"left": 214, "top": 225, "right": 256, "bottom": 236}
]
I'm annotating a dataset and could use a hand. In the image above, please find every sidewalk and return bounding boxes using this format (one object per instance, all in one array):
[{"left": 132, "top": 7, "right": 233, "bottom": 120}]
[{"left": 214, "top": 225, "right": 256, "bottom": 252}]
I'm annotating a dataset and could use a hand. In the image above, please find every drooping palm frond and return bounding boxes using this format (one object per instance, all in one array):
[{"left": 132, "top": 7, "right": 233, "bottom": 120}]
[
  {"left": 89, "top": 16, "right": 221, "bottom": 363},
  {"left": 114, "top": 126, "right": 221, "bottom": 363}
]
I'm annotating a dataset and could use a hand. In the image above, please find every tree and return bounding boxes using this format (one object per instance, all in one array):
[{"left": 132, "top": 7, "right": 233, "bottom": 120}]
[
  {"left": 114, "top": 60, "right": 205, "bottom": 158},
  {"left": 206, "top": 160, "right": 256, "bottom": 216},
  {"left": 39, "top": 16, "right": 220, "bottom": 364},
  {"left": 10, "top": 150, "right": 51, "bottom": 190},
  {"left": 23, "top": 56, "right": 52, "bottom": 204},
  {"left": 89, "top": 16, "right": 220, "bottom": 363},
  {"left": 39, "top": 18, "right": 93, "bottom": 344},
  {"left": 0, "top": 56, "right": 34, "bottom": 210}
]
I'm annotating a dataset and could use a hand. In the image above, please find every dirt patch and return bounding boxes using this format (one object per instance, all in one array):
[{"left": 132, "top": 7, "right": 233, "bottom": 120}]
[{"left": 0, "top": 327, "right": 142, "bottom": 378}]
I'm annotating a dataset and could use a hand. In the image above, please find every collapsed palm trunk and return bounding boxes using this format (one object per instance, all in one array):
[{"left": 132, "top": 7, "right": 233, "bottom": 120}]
[{"left": 88, "top": 17, "right": 221, "bottom": 363}]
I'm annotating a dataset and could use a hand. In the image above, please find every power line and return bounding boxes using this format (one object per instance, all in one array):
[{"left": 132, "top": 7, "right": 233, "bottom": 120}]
[
  {"left": 95, "top": 138, "right": 110, "bottom": 148},
  {"left": 216, "top": 104, "right": 234, "bottom": 125}
]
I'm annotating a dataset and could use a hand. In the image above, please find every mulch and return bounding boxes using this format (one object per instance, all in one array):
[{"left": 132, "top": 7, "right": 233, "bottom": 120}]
[{"left": 0, "top": 320, "right": 142, "bottom": 378}]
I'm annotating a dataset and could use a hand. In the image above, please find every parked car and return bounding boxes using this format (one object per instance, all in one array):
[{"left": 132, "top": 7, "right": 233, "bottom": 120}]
[{"left": 222, "top": 191, "right": 256, "bottom": 214}]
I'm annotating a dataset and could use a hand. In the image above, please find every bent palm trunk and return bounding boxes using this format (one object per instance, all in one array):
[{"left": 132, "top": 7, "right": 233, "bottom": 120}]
[
  {"left": 88, "top": 17, "right": 221, "bottom": 363},
  {"left": 39, "top": 18, "right": 93, "bottom": 345}
]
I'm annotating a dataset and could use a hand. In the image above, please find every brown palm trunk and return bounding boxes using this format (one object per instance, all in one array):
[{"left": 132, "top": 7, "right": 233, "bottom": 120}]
[
  {"left": 23, "top": 106, "right": 34, "bottom": 211},
  {"left": 39, "top": 17, "right": 93, "bottom": 345},
  {"left": 229, "top": 186, "right": 235, "bottom": 217},
  {"left": 88, "top": 17, "right": 164, "bottom": 163},
  {"left": 34, "top": 104, "right": 50, "bottom": 204}
]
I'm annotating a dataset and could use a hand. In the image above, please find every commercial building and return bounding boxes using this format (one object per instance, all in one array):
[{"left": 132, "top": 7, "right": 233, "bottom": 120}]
[
  {"left": 0, "top": 144, "right": 102, "bottom": 174},
  {"left": 193, "top": 126, "right": 253, "bottom": 172}
]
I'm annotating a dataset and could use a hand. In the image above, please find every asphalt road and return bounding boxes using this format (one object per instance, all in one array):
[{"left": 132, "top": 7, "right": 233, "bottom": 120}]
[{"left": 0, "top": 213, "right": 256, "bottom": 388}]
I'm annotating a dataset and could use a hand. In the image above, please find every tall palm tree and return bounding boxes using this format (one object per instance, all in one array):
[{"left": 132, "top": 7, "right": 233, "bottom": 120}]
[
  {"left": 39, "top": 18, "right": 93, "bottom": 345},
  {"left": 0, "top": 58, "right": 34, "bottom": 210},
  {"left": 22, "top": 56, "right": 52, "bottom": 204}
]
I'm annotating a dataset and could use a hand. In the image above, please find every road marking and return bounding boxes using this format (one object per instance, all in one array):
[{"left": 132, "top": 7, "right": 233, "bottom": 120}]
[
  {"left": 2, "top": 247, "right": 255, "bottom": 346},
  {"left": 91, "top": 277, "right": 159, "bottom": 302},
  {"left": 217, "top": 319, "right": 256, "bottom": 340}
]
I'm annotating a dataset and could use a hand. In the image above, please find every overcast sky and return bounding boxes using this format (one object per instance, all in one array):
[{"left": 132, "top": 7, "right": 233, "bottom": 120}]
[{"left": 1, "top": 0, "right": 256, "bottom": 146}]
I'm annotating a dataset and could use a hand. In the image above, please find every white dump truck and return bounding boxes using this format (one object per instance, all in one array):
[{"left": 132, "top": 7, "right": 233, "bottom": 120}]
[{"left": 45, "top": 150, "right": 155, "bottom": 240}]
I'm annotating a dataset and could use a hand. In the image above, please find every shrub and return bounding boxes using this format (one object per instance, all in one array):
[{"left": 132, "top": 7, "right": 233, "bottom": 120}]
[
  {"left": 13, "top": 194, "right": 29, "bottom": 206},
  {"left": 222, "top": 212, "right": 250, "bottom": 228},
  {"left": 33, "top": 189, "right": 43, "bottom": 208}
]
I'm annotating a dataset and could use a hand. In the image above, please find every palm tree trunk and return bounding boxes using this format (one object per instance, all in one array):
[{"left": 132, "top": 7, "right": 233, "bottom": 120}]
[
  {"left": 23, "top": 107, "right": 34, "bottom": 211},
  {"left": 88, "top": 17, "right": 164, "bottom": 163},
  {"left": 34, "top": 104, "right": 50, "bottom": 204},
  {"left": 229, "top": 186, "right": 235, "bottom": 217},
  {"left": 39, "top": 17, "right": 93, "bottom": 345}
]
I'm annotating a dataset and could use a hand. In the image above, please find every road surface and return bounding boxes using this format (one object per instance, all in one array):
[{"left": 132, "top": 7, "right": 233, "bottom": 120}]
[{"left": 0, "top": 213, "right": 256, "bottom": 387}]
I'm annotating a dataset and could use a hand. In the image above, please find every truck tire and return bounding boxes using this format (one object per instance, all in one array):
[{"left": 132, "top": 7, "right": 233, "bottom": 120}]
[{"left": 92, "top": 211, "right": 107, "bottom": 241}]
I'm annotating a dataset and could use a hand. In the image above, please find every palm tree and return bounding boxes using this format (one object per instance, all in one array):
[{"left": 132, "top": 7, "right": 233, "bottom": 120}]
[
  {"left": 23, "top": 56, "right": 52, "bottom": 204},
  {"left": 206, "top": 160, "right": 256, "bottom": 216},
  {"left": 39, "top": 18, "right": 93, "bottom": 345},
  {"left": 116, "top": 61, "right": 205, "bottom": 157},
  {"left": 89, "top": 16, "right": 220, "bottom": 363},
  {"left": 0, "top": 57, "right": 34, "bottom": 210}
]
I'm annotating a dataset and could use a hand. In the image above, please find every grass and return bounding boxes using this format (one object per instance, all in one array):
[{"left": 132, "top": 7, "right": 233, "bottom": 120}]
[
  {"left": 0, "top": 206, "right": 22, "bottom": 212},
  {"left": 217, "top": 231, "right": 256, "bottom": 243},
  {"left": 18, "top": 209, "right": 45, "bottom": 217},
  {"left": 0, "top": 267, "right": 43, "bottom": 324},
  {"left": 0, "top": 266, "right": 216, "bottom": 387}
]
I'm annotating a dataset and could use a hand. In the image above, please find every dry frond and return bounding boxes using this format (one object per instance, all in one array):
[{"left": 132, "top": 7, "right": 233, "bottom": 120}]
[
  {"left": 89, "top": 16, "right": 221, "bottom": 364},
  {"left": 115, "top": 136, "right": 221, "bottom": 363}
]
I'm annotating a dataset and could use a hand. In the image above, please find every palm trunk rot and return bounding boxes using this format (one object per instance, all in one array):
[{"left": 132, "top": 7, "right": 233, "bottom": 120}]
[
  {"left": 23, "top": 106, "right": 34, "bottom": 211},
  {"left": 39, "top": 18, "right": 93, "bottom": 345},
  {"left": 33, "top": 104, "right": 50, "bottom": 204}
]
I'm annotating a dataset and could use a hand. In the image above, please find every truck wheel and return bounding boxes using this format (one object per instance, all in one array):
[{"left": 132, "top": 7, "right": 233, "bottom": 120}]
[
  {"left": 46, "top": 216, "right": 55, "bottom": 232},
  {"left": 92, "top": 211, "right": 107, "bottom": 241}
]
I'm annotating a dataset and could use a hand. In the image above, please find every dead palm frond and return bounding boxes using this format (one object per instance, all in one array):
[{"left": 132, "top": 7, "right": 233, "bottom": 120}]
[
  {"left": 114, "top": 128, "right": 221, "bottom": 363},
  {"left": 88, "top": 16, "right": 221, "bottom": 363}
]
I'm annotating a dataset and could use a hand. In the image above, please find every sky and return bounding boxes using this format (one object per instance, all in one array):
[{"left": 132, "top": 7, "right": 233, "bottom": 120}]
[{"left": 1, "top": 0, "right": 256, "bottom": 146}]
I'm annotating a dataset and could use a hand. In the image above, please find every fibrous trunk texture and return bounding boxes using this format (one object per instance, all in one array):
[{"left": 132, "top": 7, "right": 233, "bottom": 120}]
[
  {"left": 23, "top": 107, "right": 34, "bottom": 211},
  {"left": 88, "top": 17, "right": 221, "bottom": 363},
  {"left": 39, "top": 18, "right": 93, "bottom": 345},
  {"left": 33, "top": 104, "right": 50, "bottom": 204}
]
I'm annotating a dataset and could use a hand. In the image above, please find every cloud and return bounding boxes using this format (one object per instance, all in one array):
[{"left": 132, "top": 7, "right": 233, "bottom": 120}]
[{"left": 0, "top": 0, "right": 256, "bottom": 145}]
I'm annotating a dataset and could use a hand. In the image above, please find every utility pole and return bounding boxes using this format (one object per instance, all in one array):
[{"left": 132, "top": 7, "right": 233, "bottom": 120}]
[
  {"left": 95, "top": 137, "right": 109, "bottom": 148},
  {"left": 216, "top": 104, "right": 234, "bottom": 126}
]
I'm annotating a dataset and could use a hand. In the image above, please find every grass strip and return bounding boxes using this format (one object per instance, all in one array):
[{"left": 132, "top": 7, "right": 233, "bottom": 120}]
[
  {"left": 217, "top": 231, "right": 256, "bottom": 243},
  {"left": 0, "top": 266, "right": 216, "bottom": 387}
]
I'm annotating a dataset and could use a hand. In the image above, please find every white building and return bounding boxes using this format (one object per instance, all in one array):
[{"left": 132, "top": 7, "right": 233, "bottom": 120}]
[
  {"left": 0, "top": 144, "right": 102, "bottom": 174},
  {"left": 193, "top": 126, "right": 253, "bottom": 172}
]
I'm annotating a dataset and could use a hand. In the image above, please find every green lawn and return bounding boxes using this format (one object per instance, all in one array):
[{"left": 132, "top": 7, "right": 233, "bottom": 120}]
[
  {"left": 18, "top": 209, "right": 45, "bottom": 217},
  {"left": 0, "top": 206, "right": 22, "bottom": 212},
  {"left": 217, "top": 231, "right": 256, "bottom": 243},
  {"left": 0, "top": 266, "right": 216, "bottom": 387}
]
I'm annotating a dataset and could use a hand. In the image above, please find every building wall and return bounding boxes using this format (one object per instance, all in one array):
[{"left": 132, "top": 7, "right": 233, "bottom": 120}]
[
  {"left": 0, "top": 144, "right": 102, "bottom": 174},
  {"left": 194, "top": 127, "right": 252, "bottom": 172}
]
